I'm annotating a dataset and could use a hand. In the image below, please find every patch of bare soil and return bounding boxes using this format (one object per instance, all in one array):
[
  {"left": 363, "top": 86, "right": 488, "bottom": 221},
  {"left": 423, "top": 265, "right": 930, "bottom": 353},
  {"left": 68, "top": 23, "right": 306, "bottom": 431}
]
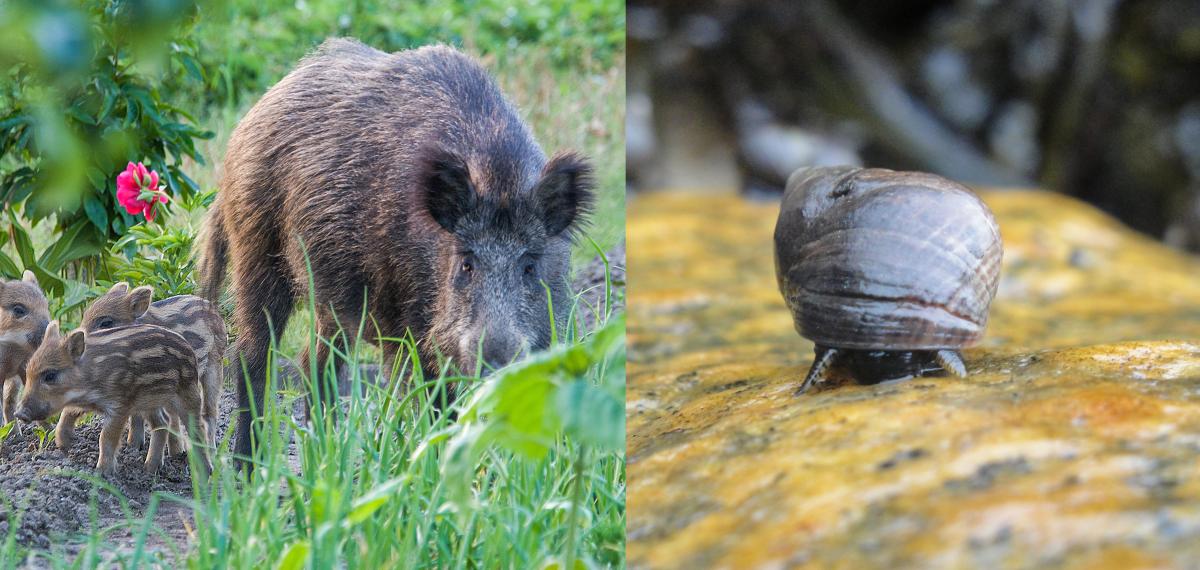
[
  {"left": 0, "top": 400, "right": 220, "bottom": 566},
  {"left": 574, "top": 241, "right": 626, "bottom": 331}
]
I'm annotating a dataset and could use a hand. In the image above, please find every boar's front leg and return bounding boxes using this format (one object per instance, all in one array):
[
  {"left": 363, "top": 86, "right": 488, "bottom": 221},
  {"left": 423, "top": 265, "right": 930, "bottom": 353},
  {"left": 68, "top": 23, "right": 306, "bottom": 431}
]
[
  {"left": 300, "top": 306, "right": 358, "bottom": 422},
  {"left": 229, "top": 253, "right": 295, "bottom": 467},
  {"left": 97, "top": 413, "right": 129, "bottom": 477},
  {"left": 55, "top": 407, "right": 84, "bottom": 450}
]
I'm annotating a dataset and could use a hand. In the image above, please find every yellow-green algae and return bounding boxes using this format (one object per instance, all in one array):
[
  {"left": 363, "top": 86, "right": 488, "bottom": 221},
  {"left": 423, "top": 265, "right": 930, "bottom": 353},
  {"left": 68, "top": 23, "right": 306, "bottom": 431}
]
[{"left": 627, "top": 190, "right": 1200, "bottom": 569}]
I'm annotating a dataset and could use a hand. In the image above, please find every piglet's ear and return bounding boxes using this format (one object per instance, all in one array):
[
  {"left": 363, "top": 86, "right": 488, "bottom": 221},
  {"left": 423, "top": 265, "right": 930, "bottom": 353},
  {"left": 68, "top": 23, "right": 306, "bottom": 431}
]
[
  {"left": 534, "top": 151, "right": 594, "bottom": 239},
  {"left": 22, "top": 270, "right": 37, "bottom": 286},
  {"left": 43, "top": 320, "right": 60, "bottom": 342},
  {"left": 108, "top": 282, "right": 130, "bottom": 296},
  {"left": 422, "top": 148, "right": 476, "bottom": 234},
  {"left": 66, "top": 329, "right": 86, "bottom": 362},
  {"left": 128, "top": 285, "right": 153, "bottom": 317}
]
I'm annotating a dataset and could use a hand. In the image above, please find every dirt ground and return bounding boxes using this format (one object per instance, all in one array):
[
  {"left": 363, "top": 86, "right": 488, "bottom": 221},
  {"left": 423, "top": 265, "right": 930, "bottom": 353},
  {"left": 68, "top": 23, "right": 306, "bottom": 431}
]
[
  {"left": 0, "top": 245, "right": 625, "bottom": 566},
  {"left": 0, "top": 380, "right": 244, "bottom": 566}
]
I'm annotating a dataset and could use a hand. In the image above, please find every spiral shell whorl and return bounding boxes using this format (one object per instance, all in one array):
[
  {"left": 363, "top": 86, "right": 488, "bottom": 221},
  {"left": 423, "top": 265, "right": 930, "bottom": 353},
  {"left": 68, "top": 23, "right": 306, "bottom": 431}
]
[{"left": 775, "top": 167, "right": 1002, "bottom": 350}]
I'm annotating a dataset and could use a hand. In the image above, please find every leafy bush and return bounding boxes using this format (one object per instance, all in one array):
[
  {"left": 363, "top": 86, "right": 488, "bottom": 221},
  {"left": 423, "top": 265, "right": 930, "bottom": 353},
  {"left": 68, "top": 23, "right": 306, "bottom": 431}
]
[
  {"left": 105, "top": 189, "right": 213, "bottom": 298},
  {"left": 0, "top": 0, "right": 212, "bottom": 269}
]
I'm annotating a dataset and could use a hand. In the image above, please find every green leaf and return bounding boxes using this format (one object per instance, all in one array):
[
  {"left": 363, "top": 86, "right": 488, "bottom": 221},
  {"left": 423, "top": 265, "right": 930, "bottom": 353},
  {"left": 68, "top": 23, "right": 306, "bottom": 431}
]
[
  {"left": 0, "top": 250, "right": 19, "bottom": 279},
  {"left": 66, "top": 106, "right": 95, "bottom": 126},
  {"left": 557, "top": 380, "right": 623, "bottom": 452},
  {"left": 96, "top": 84, "right": 118, "bottom": 123},
  {"left": 345, "top": 476, "right": 409, "bottom": 526},
  {"left": 0, "top": 422, "right": 13, "bottom": 444},
  {"left": 0, "top": 115, "right": 28, "bottom": 132},
  {"left": 540, "top": 557, "right": 591, "bottom": 570},
  {"left": 59, "top": 279, "right": 96, "bottom": 314},
  {"left": 38, "top": 218, "right": 103, "bottom": 272},
  {"left": 274, "top": 540, "right": 310, "bottom": 570},
  {"left": 85, "top": 167, "right": 107, "bottom": 191},
  {"left": 179, "top": 53, "right": 205, "bottom": 82},
  {"left": 83, "top": 195, "right": 109, "bottom": 233},
  {"left": 7, "top": 213, "right": 38, "bottom": 269}
]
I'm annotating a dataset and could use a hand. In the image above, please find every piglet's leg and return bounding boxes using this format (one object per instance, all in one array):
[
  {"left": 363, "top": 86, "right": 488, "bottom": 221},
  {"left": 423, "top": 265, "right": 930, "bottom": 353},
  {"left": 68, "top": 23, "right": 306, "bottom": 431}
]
[
  {"left": 165, "top": 411, "right": 187, "bottom": 457},
  {"left": 55, "top": 408, "right": 84, "bottom": 450},
  {"left": 144, "top": 410, "right": 169, "bottom": 474},
  {"left": 181, "top": 388, "right": 213, "bottom": 475},
  {"left": 97, "top": 413, "right": 129, "bottom": 477},
  {"left": 127, "top": 414, "right": 146, "bottom": 450},
  {"left": 1, "top": 377, "right": 18, "bottom": 425},
  {"left": 202, "top": 364, "right": 221, "bottom": 448}
]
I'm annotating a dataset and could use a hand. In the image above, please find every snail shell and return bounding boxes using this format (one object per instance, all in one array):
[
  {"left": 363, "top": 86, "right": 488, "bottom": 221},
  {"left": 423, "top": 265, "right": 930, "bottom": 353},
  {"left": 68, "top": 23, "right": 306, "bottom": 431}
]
[{"left": 774, "top": 166, "right": 1002, "bottom": 388}]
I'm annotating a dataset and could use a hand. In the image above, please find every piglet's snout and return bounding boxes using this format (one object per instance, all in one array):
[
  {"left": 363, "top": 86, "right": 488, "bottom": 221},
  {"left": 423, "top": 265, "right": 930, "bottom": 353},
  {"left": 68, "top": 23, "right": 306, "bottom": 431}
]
[{"left": 14, "top": 405, "right": 36, "bottom": 423}]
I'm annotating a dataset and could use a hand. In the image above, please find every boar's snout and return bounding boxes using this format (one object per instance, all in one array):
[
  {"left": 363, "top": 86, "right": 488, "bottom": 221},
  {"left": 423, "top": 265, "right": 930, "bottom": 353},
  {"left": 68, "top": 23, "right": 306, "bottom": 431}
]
[{"left": 477, "top": 326, "right": 529, "bottom": 373}]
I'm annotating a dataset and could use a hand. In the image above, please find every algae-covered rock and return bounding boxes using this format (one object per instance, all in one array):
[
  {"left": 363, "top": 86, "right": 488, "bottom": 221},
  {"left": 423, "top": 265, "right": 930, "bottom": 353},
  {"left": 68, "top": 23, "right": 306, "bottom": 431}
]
[{"left": 627, "top": 190, "right": 1200, "bottom": 569}]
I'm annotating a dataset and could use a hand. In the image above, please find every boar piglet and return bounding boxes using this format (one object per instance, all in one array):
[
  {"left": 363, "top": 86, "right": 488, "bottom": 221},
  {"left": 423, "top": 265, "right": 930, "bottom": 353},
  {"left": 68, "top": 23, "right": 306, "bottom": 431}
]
[
  {"left": 16, "top": 322, "right": 211, "bottom": 476},
  {"left": 0, "top": 271, "right": 50, "bottom": 425},
  {"left": 80, "top": 283, "right": 226, "bottom": 449}
]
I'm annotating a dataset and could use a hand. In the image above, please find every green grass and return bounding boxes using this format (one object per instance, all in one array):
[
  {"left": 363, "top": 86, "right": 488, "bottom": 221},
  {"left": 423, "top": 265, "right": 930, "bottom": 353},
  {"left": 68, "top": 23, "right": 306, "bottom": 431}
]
[{"left": 2, "top": 265, "right": 625, "bottom": 569}]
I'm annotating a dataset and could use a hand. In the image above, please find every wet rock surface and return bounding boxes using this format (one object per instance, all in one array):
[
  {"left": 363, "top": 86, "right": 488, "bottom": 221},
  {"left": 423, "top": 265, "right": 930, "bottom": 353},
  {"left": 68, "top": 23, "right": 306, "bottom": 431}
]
[{"left": 627, "top": 191, "right": 1200, "bottom": 569}]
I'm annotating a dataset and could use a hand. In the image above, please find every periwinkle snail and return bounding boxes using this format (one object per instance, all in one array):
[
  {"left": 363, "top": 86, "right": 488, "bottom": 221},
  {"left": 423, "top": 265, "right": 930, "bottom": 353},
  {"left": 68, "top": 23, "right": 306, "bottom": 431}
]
[{"left": 774, "top": 166, "right": 1002, "bottom": 393}]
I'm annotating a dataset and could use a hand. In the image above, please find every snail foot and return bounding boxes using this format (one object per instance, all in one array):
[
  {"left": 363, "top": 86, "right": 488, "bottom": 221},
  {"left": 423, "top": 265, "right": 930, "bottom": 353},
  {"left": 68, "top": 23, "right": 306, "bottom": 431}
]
[
  {"left": 935, "top": 350, "right": 967, "bottom": 377},
  {"left": 796, "top": 346, "right": 839, "bottom": 395}
]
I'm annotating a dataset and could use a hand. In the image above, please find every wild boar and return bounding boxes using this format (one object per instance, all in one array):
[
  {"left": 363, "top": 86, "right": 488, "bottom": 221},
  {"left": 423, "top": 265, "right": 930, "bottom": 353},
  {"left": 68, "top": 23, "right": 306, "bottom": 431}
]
[
  {"left": 16, "top": 322, "right": 211, "bottom": 476},
  {"left": 0, "top": 271, "right": 51, "bottom": 425},
  {"left": 81, "top": 283, "right": 226, "bottom": 448},
  {"left": 198, "top": 39, "right": 594, "bottom": 463}
]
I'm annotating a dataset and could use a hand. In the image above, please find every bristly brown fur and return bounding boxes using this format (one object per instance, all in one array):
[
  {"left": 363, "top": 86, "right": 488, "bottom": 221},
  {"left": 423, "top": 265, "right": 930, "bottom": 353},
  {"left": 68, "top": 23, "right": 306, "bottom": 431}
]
[{"left": 196, "top": 38, "right": 595, "bottom": 463}]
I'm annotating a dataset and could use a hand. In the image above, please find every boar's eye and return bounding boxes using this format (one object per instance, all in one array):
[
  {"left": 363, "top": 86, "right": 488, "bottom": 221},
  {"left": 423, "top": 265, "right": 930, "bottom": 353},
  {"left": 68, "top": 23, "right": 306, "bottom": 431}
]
[
  {"left": 41, "top": 371, "right": 59, "bottom": 384},
  {"left": 96, "top": 317, "right": 115, "bottom": 329},
  {"left": 524, "top": 263, "right": 535, "bottom": 276},
  {"left": 454, "top": 255, "right": 475, "bottom": 289},
  {"left": 11, "top": 304, "right": 27, "bottom": 318}
]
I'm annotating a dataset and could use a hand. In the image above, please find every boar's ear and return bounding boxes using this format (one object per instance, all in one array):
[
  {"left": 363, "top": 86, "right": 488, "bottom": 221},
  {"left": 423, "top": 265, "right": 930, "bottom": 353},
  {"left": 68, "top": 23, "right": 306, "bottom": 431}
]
[
  {"left": 66, "top": 329, "right": 86, "bottom": 362},
  {"left": 22, "top": 270, "right": 37, "bottom": 286},
  {"left": 421, "top": 148, "right": 476, "bottom": 234},
  {"left": 534, "top": 151, "right": 594, "bottom": 239},
  {"left": 107, "top": 282, "right": 130, "bottom": 296},
  {"left": 128, "top": 286, "right": 153, "bottom": 317}
]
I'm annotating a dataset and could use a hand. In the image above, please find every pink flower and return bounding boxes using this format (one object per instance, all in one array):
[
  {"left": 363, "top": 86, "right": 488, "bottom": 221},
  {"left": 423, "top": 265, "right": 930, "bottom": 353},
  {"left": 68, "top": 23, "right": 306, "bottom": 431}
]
[{"left": 116, "top": 162, "right": 169, "bottom": 222}]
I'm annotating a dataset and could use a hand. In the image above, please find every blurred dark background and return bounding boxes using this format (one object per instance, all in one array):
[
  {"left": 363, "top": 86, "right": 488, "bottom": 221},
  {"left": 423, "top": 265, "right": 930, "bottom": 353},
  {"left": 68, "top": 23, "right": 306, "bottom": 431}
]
[{"left": 626, "top": 0, "right": 1200, "bottom": 252}]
